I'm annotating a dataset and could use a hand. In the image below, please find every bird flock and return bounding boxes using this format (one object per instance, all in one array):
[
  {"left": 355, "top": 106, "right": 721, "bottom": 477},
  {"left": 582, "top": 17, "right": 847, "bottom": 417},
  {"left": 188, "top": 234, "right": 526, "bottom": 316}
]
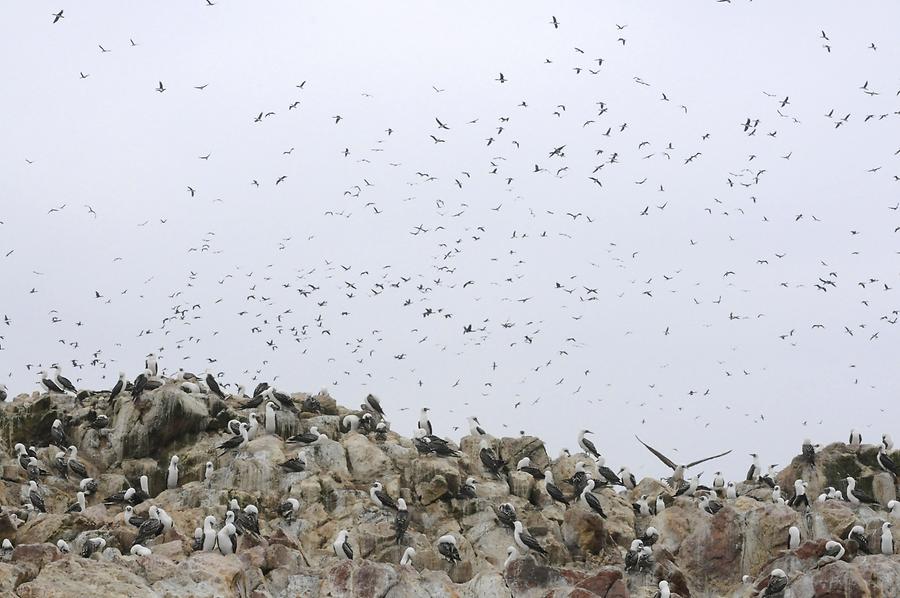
[
  {"left": 3, "top": 2, "right": 900, "bottom": 479},
  {"left": 2, "top": 362, "right": 898, "bottom": 598}
]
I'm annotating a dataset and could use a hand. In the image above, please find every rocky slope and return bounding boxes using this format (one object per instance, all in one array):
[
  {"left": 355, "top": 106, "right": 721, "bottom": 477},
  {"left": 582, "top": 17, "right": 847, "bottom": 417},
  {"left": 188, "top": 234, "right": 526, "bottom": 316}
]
[{"left": 0, "top": 385, "right": 898, "bottom": 597}]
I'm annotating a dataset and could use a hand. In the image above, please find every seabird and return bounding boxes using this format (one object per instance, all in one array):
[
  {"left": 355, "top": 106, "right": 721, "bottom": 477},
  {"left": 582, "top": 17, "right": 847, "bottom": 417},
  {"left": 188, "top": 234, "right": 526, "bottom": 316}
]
[
  {"left": 52, "top": 451, "right": 68, "bottom": 479},
  {"left": 653, "top": 580, "right": 671, "bottom": 598},
  {"left": 133, "top": 506, "right": 164, "bottom": 546},
  {"left": 577, "top": 429, "right": 600, "bottom": 459},
  {"left": 633, "top": 495, "right": 651, "bottom": 516},
  {"left": 247, "top": 412, "right": 260, "bottom": 440},
  {"left": 54, "top": 365, "right": 77, "bottom": 393},
  {"left": 495, "top": 502, "right": 517, "bottom": 528},
  {"left": 394, "top": 498, "right": 409, "bottom": 544},
  {"left": 279, "top": 498, "right": 300, "bottom": 520},
  {"left": 228, "top": 418, "right": 245, "bottom": 436},
  {"left": 400, "top": 546, "right": 416, "bottom": 566},
  {"left": 66, "top": 491, "right": 87, "bottom": 513},
  {"left": 655, "top": 494, "right": 666, "bottom": 514},
  {"left": 89, "top": 413, "right": 109, "bottom": 429},
  {"left": 237, "top": 505, "right": 260, "bottom": 536},
  {"left": 286, "top": 426, "right": 321, "bottom": 444},
  {"left": 816, "top": 540, "right": 845, "bottom": 567},
  {"left": 365, "top": 394, "right": 386, "bottom": 417},
  {"left": 333, "top": 529, "right": 353, "bottom": 559},
  {"left": 56, "top": 539, "right": 70, "bottom": 554},
  {"left": 595, "top": 455, "right": 623, "bottom": 486},
  {"left": 516, "top": 457, "right": 544, "bottom": 479},
  {"left": 28, "top": 481, "right": 45, "bottom": 512},
  {"left": 204, "top": 461, "right": 214, "bottom": 482},
  {"left": 513, "top": 520, "right": 548, "bottom": 556},
  {"left": 479, "top": 440, "right": 506, "bottom": 477},
  {"left": 699, "top": 494, "right": 723, "bottom": 515},
  {"left": 845, "top": 476, "right": 877, "bottom": 506},
  {"left": 418, "top": 407, "right": 432, "bottom": 435},
  {"left": 0, "top": 383, "right": 7, "bottom": 402},
  {"left": 341, "top": 414, "right": 360, "bottom": 433},
  {"left": 468, "top": 417, "right": 487, "bottom": 437},
  {"left": 370, "top": 481, "right": 397, "bottom": 510},
  {"left": 437, "top": 534, "right": 461, "bottom": 563},
  {"left": 1, "top": 539, "right": 13, "bottom": 560},
  {"left": 888, "top": 499, "right": 900, "bottom": 516},
  {"left": 567, "top": 461, "right": 590, "bottom": 495},
  {"left": 746, "top": 454, "right": 761, "bottom": 481},
  {"left": 635, "top": 435, "right": 731, "bottom": 483},
  {"left": 883, "top": 434, "right": 894, "bottom": 451},
  {"left": 788, "top": 525, "right": 800, "bottom": 549},
  {"left": 202, "top": 515, "right": 218, "bottom": 551},
  {"left": 202, "top": 370, "right": 224, "bottom": 399},
  {"left": 217, "top": 522, "right": 238, "bottom": 555},
  {"left": 51, "top": 419, "right": 69, "bottom": 448},
  {"left": 788, "top": 479, "right": 809, "bottom": 508},
  {"left": 167, "top": 456, "right": 179, "bottom": 489},
  {"left": 135, "top": 475, "right": 151, "bottom": 502},
  {"left": 157, "top": 507, "right": 173, "bottom": 532},
  {"left": 458, "top": 477, "right": 477, "bottom": 499},
  {"left": 145, "top": 353, "right": 158, "bottom": 376},
  {"left": 619, "top": 467, "right": 636, "bottom": 489},
  {"left": 66, "top": 446, "right": 88, "bottom": 478},
  {"left": 848, "top": 525, "right": 870, "bottom": 554},
  {"left": 712, "top": 472, "right": 725, "bottom": 495},
  {"left": 80, "top": 477, "right": 98, "bottom": 495},
  {"left": 882, "top": 522, "right": 894, "bottom": 555},
  {"left": 877, "top": 447, "right": 898, "bottom": 476},
  {"left": 81, "top": 537, "right": 106, "bottom": 558},
  {"left": 131, "top": 544, "right": 152, "bottom": 556},
  {"left": 503, "top": 546, "right": 519, "bottom": 569},
  {"left": 280, "top": 450, "right": 307, "bottom": 473},
  {"left": 624, "top": 540, "right": 643, "bottom": 572},
  {"left": 849, "top": 429, "right": 862, "bottom": 448},
  {"left": 131, "top": 369, "right": 152, "bottom": 400},
  {"left": 760, "top": 464, "right": 777, "bottom": 488},
  {"left": 543, "top": 470, "right": 569, "bottom": 506},
  {"left": 266, "top": 401, "right": 280, "bottom": 436},
  {"left": 674, "top": 474, "right": 701, "bottom": 497},
  {"left": 641, "top": 526, "right": 660, "bottom": 547},
  {"left": 14, "top": 444, "right": 29, "bottom": 471},
  {"left": 217, "top": 423, "right": 249, "bottom": 455},
  {"left": 801, "top": 439, "right": 816, "bottom": 465},
  {"left": 123, "top": 505, "right": 145, "bottom": 528},
  {"left": 580, "top": 479, "right": 607, "bottom": 518},
  {"left": 40, "top": 370, "right": 65, "bottom": 394},
  {"left": 27, "top": 457, "right": 48, "bottom": 481},
  {"left": 725, "top": 482, "right": 738, "bottom": 500},
  {"left": 104, "top": 486, "right": 136, "bottom": 506},
  {"left": 763, "top": 569, "right": 788, "bottom": 596}
]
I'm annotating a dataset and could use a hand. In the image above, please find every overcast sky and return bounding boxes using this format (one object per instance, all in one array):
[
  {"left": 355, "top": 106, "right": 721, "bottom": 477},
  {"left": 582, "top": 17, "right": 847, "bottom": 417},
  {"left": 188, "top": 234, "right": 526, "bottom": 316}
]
[{"left": 2, "top": 1, "right": 899, "bottom": 479}]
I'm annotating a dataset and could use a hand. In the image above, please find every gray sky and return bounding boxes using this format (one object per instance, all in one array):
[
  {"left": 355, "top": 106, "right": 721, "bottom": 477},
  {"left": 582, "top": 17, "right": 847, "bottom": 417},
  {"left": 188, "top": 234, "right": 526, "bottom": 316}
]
[{"left": 2, "top": 1, "right": 899, "bottom": 479}]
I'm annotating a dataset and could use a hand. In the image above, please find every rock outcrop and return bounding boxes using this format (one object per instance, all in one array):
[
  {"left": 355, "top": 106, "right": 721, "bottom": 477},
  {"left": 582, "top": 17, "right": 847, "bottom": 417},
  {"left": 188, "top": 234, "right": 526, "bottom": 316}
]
[{"left": 0, "top": 386, "right": 898, "bottom": 597}]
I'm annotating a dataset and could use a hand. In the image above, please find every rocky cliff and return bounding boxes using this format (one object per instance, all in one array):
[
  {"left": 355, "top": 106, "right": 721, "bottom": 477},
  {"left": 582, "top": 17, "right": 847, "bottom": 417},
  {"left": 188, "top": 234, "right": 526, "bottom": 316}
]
[{"left": 0, "top": 386, "right": 898, "bottom": 597}]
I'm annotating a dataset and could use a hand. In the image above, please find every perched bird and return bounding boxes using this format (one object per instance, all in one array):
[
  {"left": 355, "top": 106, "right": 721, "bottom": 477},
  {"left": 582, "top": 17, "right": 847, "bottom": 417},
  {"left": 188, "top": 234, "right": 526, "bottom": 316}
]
[
  {"left": 882, "top": 522, "right": 894, "bottom": 555},
  {"left": 699, "top": 494, "right": 723, "bottom": 515},
  {"left": 788, "top": 525, "right": 801, "bottom": 549},
  {"left": 333, "top": 529, "right": 353, "bottom": 560},
  {"left": 577, "top": 429, "right": 600, "bottom": 459},
  {"left": 516, "top": 457, "right": 544, "bottom": 479},
  {"left": 280, "top": 450, "right": 307, "bottom": 473},
  {"left": 513, "top": 520, "right": 548, "bottom": 556},
  {"left": 65, "top": 491, "right": 87, "bottom": 513},
  {"left": 816, "top": 540, "right": 845, "bottom": 567},
  {"left": 845, "top": 477, "right": 877, "bottom": 506},
  {"left": 640, "top": 526, "right": 660, "bottom": 547},
  {"left": 418, "top": 407, "right": 432, "bottom": 435},
  {"left": 624, "top": 539, "right": 644, "bottom": 572},
  {"left": 202, "top": 515, "right": 218, "bottom": 551},
  {"left": 437, "top": 534, "right": 461, "bottom": 563},
  {"left": 543, "top": 470, "right": 569, "bottom": 506},
  {"left": 479, "top": 440, "right": 506, "bottom": 477},
  {"left": 80, "top": 537, "right": 106, "bottom": 558},
  {"left": 279, "top": 498, "right": 300, "bottom": 521},
  {"left": 217, "top": 522, "right": 237, "bottom": 555},
  {"left": 370, "top": 481, "right": 397, "bottom": 510},
  {"left": 66, "top": 446, "right": 88, "bottom": 478},
  {"left": 849, "top": 429, "right": 862, "bottom": 448},
  {"left": 801, "top": 439, "right": 816, "bottom": 465},
  {"left": 133, "top": 506, "right": 164, "bottom": 547},
  {"left": 51, "top": 419, "right": 69, "bottom": 448},
  {"left": 788, "top": 480, "right": 809, "bottom": 508},
  {"left": 848, "top": 525, "right": 870, "bottom": 554},
  {"left": 877, "top": 447, "right": 898, "bottom": 476},
  {"left": 580, "top": 480, "right": 607, "bottom": 518},
  {"left": 400, "top": 546, "right": 416, "bottom": 566},
  {"left": 394, "top": 498, "right": 409, "bottom": 544},
  {"left": 653, "top": 580, "right": 671, "bottom": 598},
  {"left": 458, "top": 477, "right": 477, "bottom": 499},
  {"left": 28, "top": 481, "right": 45, "bottom": 512},
  {"left": 130, "top": 544, "right": 152, "bottom": 556},
  {"left": 167, "top": 456, "right": 179, "bottom": 489},
  {"left": 763, "top": 569, "right": 788, "bottom": 596},
  {"left": 495, "top": 502, "right": 517, "bottom": 528}
]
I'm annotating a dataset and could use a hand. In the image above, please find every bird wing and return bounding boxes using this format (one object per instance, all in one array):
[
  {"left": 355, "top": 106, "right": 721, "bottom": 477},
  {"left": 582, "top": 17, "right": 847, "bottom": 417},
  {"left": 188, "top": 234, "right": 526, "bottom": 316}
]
[
  {"left": 686, "top": 449, "right": 733, "bottom": 469},
  {"left": 635, "top": 436, "right": 677, "bottom": 470}
]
